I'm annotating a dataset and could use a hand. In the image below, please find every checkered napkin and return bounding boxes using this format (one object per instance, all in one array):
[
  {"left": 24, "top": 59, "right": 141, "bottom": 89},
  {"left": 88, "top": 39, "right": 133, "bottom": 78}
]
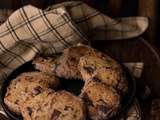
[{"left": 0, "top": 1, "right": 149, "bottom": 119}]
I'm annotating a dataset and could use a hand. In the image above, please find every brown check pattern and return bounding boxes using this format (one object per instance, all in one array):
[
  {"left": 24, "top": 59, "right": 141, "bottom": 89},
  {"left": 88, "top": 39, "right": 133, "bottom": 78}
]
[{"left": 0, "top": 1, "right": 149, "bottom": 119}]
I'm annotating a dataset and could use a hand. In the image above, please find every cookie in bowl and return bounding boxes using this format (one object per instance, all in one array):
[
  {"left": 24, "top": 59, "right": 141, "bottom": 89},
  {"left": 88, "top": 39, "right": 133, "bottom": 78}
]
[
  {"left": 78, "top": 55, "right": 128, "bottom": 95},
  {"left": 33, "top": 44, "right": 111, "bottom": 80},
  {"left": 21, "top": 89, "right": 86, "bottom": 120},
  {"left": 4, "top": 72, "right": 59, "bottom": 115},
  {"left": 81, "top": 81, "right": 120, "bottom": 120}
]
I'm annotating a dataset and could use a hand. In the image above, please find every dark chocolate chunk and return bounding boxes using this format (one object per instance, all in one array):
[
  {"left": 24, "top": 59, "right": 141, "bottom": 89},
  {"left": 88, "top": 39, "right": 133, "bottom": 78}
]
[
  {"left": 70, "top": 57, "right": 76, "bottom": 62},
  {"left": 93, "top": 76, "right": 101, "bottom": 82},
  {"left": 14, "top": 100, "right": 19, "bottom": 104},
  {"left": 82, "top": 93, "right": 94, "bottom": 106},
  {"left": 27, "top": 107, "right": 32, "bottom": 116},
  {"left": 51, "top": 109, "right": 61, "bottom": 120},
  {"left": 32, "top": 86, "right": 43, "bottom": 95}
]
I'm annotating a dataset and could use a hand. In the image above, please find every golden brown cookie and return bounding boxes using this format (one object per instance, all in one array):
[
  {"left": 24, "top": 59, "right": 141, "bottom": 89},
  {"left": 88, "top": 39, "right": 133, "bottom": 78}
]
[
  {"left": 21, "top": 90, "right": 86, "bottom": 120},
  {"left": 81, "top": 81, "right": 120, "bottom": 120},
  {"left": 4, "top": 72, "right": 59, "bottom": 114},
  {"left": 53, "top": 44, "right": 111, "bottom": 79},
  {"left": 79, "top": 55, "right": 128, "bottom": 94},
  {"left": 53, "top": 45, "right": 93, "bottom": 79}
]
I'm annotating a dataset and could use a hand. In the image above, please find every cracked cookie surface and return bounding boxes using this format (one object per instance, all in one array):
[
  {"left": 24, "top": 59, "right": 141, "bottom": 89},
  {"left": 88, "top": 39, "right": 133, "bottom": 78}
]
[
  {"left": 4, "top": 72, "right": 59, "bottom": 114},
  {"left": 21, "top": 90, "right": 86, "bottom": 120}
]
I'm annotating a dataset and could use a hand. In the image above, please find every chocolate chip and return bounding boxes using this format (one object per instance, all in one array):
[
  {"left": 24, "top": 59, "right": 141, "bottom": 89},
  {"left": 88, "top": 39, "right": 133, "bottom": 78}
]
[
  {"left": 83, "top": 66, "right": 95, "bottom": 74},
  {"left": 14, "top": 100, "right": 19, "bottom": 104},
  {"left": 27, "top": 107, "right": 32, "bottom": 116},
  {"left": 70, "top": 57, "right": 76, "bottom": 61},
  {"left": 93, "top": 76, "right": 101, "bottom": 82},
  {"left": 51, "top": 109, "right": 61, "bottom": 120},
  {"left": 44, "top": 103, "right": 49, "bottom": 107},
  {"left": 32, "top": 86, "right": 43, "bottom": 95},
  {"left": 73, "top": 114, "right": 77, "bottom": 118},
  {"left": 106, "top": 66, "right": 111, "bottom": 69},
  {"left": 83, "top": 93, "right": 94, "bottom": 106},
  {"left": 47, "top": 90, "right": 54, "bottom": 97}
]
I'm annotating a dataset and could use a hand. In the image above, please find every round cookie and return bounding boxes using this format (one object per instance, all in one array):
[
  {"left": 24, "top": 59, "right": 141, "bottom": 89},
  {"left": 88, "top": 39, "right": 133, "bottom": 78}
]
[
  {"left": 18, "top": 72, "right": 59, "bottom": 89},
  {"left": 78, "top": 55, "right": 120, "bottom": 81},
  {"left": 52, "top": 45, "right": 93, "bottom": 79},
  {"left": 79, "top": 55, "right": 128, "bottom": 94},
  {"left": 21, "top": 90, "right": 86, "bottom": 120},
  {"left": 52, "top": 44, "right": 110, "bottom": 79},
  {"left": 4, "top": 72, "right": 59, "bottom": 114},
  {"left": 80, "top": 81, "right": 120, "bottom": 120}
]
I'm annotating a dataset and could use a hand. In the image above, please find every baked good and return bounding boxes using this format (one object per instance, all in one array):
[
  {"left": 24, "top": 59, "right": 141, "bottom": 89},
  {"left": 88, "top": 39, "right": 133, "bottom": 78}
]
[
  {"left": 52, "top": 45, "right": 94, "bottom": 79},
  {"left": 21, "top": 90, "right": 86, "bottom": 120},
  {"left": 4, "top": 44, "right": 129, "bottom": 120},
  {"left": 81, "top": 81, "right": 120, "bottom": 120},
  {"left": 79, "top": 55, "right": 128, "bottom": 94},
  {"left": 33, "top": 44, "right": 116, "bottom": 79},
  {"left": 34, "top": 44, "right": 107, "bottom": 79},
  {"left": 4, "top": 72, "right": 59, "bottom": 114}
]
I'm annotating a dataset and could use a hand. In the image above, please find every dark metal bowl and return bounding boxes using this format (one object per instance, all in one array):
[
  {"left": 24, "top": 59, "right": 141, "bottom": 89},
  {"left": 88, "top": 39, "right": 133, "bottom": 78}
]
[{"left": 0, "top": 61, "right": 136, "bottom": 120}]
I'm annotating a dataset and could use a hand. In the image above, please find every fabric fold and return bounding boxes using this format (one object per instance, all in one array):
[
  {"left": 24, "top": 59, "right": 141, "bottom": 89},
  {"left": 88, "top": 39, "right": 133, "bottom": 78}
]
[{"left": 46, "top": 1, "right": 149, "bottom": 40}]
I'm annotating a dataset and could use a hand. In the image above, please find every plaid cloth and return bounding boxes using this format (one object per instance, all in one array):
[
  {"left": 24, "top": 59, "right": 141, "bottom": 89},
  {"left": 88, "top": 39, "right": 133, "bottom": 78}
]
[{"left": 0, "top": 1, "right": 149, "bottom": 119}]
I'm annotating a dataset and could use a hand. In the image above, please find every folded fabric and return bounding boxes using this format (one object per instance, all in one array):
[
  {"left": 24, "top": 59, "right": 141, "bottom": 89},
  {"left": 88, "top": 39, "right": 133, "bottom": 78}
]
[
  {"left": 46, "top": 1, "right": 148, "bottom": 40},
  {"left": 0, "top": 1, "right": 148, "bottom": 120}
]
